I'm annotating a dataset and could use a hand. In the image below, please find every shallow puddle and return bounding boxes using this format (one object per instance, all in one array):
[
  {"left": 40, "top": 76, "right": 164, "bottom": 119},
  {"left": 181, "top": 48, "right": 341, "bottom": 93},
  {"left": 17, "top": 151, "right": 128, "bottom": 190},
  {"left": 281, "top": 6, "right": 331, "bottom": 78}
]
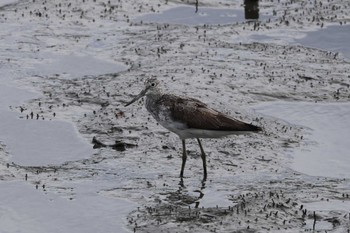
[
  {"left": 136, "top": 5, "right": 272, "bottom": 25},
  {"left": 29, "top": 52, "right": 127, "bottom": 78},
  {"left": 0, "top": 110, "right": 94, "bottom": 166},
  {"left": 0, "top": 181, "right": 134, "bottom": 233},
  {"left": 303, "top": 199, "right": 350, "bottom": 231},
  {"left": 242, "top": 24, "right": 350, "bottom": 59},
  {"left": 0, "top": 84, "right": 94, "bottom": 166},
  {"left": 295, "top": 24, "right": 350, "bottom": 59},
  {"left": 255, "top": 101, "right": 350, "bottom": 178},
  {"left": 0, "top": 0, "right": 18, "bottom": 7},
  {"left": 304, "top": 199, "right": 350, "bottom": 212}
]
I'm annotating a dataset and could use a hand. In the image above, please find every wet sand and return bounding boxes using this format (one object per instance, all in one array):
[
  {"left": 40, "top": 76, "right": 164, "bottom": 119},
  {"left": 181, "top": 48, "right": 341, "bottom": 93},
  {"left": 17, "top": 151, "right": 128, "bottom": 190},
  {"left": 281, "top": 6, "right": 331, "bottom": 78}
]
[{"left": 1, "top": 0, "right": 350, "bottom": 232}]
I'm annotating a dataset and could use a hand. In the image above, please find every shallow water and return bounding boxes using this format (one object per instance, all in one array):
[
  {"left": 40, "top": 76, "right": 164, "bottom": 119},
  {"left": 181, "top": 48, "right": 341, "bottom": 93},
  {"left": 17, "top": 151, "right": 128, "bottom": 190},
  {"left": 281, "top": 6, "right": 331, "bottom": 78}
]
[
  {"left": 243, "top": 24, "right": 350, "bottom": 59},
  {"left": 296, "top": 24, "right": 350, "bottom": 59},
  {"left": 137, "top": 5, "right": 272, "bottom": 25},
  {"left": 139, "top": 5, "right": 349, "bottom": 59},
  {"left": 304, "top": 199, "right": 350, "bottom": 212},
  {"left": 1, "top": 0, "right": 350, "bottom": 232},
  {"left": 0, "top": 80, "right": 94, "bottom": 166},
  {"left": 0, "top": 181, "right": 134, "bottom": 233},
  {"left": 0, "top": 110, "right": 94, "bottom": 166},
  {"left": 30, "top": 52, "right": 127, "bottom": 78},
  {"left": 303, "top": 199, "right": 350, "bottom": 231},
  {"left": 0, "top": 0, "right": 18, "bottom": 7},
  {"left": 255, "top": 101, "right": 350, "bottom": 178}
]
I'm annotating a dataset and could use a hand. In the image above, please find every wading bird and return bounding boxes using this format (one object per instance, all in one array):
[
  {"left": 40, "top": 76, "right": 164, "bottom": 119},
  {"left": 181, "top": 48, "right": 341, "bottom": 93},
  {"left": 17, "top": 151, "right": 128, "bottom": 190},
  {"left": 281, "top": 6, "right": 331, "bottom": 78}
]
[{"left": 125, "top": 78, "right": 261, "bottom": 180}]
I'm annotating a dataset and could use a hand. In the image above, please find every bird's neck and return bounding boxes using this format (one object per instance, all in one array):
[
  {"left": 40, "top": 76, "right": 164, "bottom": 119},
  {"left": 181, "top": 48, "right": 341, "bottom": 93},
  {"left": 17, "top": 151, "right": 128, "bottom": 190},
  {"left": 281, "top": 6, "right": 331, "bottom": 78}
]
[
  {"left": 145, "top": 89, "right": 163, "bottom": 111},
  {"left": 146, "top": 88, "right": 163, "bottom": 100},
  {"left": 145, "top": 89, "right": 164, "bottom": 118}
]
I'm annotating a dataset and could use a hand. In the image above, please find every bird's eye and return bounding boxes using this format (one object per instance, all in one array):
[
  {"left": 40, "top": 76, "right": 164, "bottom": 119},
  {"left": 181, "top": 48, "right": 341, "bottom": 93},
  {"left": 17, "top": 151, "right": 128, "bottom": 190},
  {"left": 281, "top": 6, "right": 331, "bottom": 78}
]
[{"left": 151, "top": 83, "right": 156, "bottom": 87}]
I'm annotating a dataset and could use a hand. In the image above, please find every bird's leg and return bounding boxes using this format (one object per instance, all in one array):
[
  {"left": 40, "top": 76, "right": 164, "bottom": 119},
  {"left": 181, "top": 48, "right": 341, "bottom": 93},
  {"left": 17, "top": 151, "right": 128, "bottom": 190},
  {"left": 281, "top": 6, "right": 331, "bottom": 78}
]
[
  {"left": 180, "top": 139, "right": 187, "bottom": 178},
  {"left": 196, "top": 138, "right": 207, "bottom": 181},
  {"left": 179, "top": 177, "right": 185, "bottom": 188}
]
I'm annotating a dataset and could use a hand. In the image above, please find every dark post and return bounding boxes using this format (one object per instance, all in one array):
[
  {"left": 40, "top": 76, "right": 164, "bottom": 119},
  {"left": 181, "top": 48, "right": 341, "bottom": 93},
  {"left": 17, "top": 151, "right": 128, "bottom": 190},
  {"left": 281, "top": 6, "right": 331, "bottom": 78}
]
[{"left": 244, "top": 0, "right": 259, "bottom": 20}]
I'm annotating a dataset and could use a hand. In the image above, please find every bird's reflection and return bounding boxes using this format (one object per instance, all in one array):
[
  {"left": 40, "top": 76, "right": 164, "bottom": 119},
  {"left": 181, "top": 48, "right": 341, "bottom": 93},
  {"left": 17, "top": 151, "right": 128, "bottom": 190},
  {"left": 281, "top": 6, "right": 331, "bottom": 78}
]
[{"left": 177, "top": 177, "right": 206, "bottom": 208}]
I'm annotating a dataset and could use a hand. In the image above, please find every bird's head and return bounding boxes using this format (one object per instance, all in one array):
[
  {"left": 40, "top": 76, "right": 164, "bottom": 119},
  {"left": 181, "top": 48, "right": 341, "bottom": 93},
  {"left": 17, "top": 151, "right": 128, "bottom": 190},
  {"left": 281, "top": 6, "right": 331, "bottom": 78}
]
[{"left": 124, "top": 77, "right": 161, "bottom": 107}]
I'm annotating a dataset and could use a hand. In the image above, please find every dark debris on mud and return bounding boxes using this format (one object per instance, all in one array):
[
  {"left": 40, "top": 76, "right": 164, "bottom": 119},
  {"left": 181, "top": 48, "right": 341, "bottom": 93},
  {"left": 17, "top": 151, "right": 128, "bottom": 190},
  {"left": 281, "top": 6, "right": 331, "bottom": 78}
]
[
  {"left": 126, "top": 176, "right": 350, "bottom": 233},
  {"left": 92, "top": 136, "right": 137, "bottom": 151},
  {"left": 129, "top": 190, "right": 303, "bottom": 233}
]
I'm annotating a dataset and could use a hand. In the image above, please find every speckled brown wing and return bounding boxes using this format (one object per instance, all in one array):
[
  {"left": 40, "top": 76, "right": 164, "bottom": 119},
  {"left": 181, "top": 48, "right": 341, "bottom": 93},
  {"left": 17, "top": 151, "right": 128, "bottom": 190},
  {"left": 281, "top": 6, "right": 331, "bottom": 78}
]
[{"left": 158, "top": 94, "right": 261, "bottom": 132}]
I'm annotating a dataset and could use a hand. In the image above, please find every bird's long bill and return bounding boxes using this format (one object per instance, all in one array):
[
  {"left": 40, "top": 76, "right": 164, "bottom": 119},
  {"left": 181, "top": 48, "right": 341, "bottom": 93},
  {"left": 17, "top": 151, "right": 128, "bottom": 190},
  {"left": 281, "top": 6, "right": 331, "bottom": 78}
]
[{"left": 124, "top": 88, "right": 148, "bottom": 107}]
